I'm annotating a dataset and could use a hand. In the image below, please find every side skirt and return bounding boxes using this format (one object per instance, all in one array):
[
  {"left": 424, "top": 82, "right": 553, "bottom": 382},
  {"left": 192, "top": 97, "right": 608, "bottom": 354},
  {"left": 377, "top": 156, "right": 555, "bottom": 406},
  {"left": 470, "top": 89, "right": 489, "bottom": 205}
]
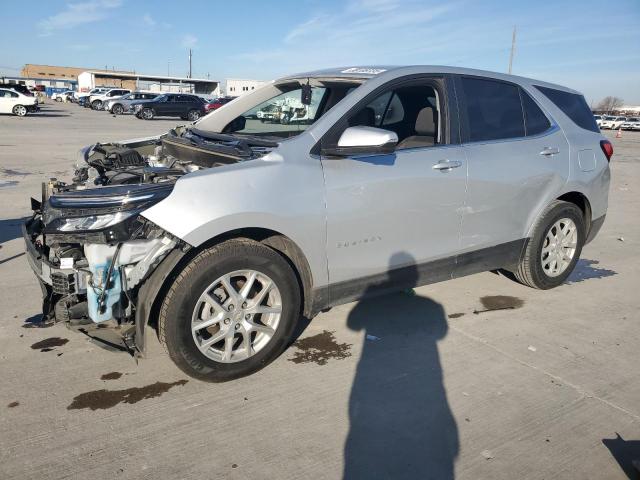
[{"left": 311, "top": 238, "right": 527, "bottom": 313}]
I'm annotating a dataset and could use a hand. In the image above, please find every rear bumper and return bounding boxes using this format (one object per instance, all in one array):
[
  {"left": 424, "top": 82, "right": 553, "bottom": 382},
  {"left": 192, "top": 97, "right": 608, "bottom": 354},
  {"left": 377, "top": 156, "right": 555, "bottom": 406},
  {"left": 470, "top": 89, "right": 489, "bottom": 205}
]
[{"left": 586, "top": 214, "right": 606, "bottom": 244}]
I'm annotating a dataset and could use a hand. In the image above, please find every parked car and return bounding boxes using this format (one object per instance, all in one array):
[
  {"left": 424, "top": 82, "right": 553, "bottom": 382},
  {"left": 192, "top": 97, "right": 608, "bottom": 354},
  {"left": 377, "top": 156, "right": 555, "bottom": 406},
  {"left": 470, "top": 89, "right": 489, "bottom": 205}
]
[
  {"left": 90, "top": 88, "right": 131, "bottom": 110},
  {"left": 204, "top": 96, "right": 236, "bottom": 113},
  {"left": 593, "top": 115, "right": 602, "bottom": 127},
  {"left": 600, "top": 116, "right": 626, "bottom": 129},
  {"left": 0, "top": 83, "right": 34, "bottom": 97},
  {"left": 131, "top": 93, "right": 206, "bottom": 120},
  {"left": 52, "top": 90, "right": 75, "bottom": 102},
  {"left": 75, "top": 87, "right": 111, "bottom": 105},
  {"left": 0, "top": 88, "right": 38, "bottom": 116},
  {"left": 22, "top": 66, "right": 611, "bottom": 382},
  {"left": 619, "top": 118, "right": 639, "bottom": 130},
  {"left": 105, "top": 91, "right": 160, "bottom": 114}
]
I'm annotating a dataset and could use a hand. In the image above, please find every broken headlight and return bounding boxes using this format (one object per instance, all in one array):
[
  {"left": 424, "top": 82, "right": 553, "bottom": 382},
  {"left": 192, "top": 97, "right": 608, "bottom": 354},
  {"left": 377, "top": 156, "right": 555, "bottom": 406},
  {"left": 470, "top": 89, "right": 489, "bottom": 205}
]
[
  {"left": 44, "top": 183, "right": 174, "bottom": 235},
  {"left": 56, "top": 211, "right": 138, "bottom": 232}
]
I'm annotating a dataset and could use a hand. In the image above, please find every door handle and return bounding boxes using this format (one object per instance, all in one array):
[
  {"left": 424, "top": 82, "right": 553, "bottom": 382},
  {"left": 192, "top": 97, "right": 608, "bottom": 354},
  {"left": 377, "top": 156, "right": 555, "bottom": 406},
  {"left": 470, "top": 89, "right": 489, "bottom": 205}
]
[
  {"left": 432, "top": 160, "right": 462, "bottom": 171},
  {"left": 540, "top": 147, "right": 560, "bottom": 156}
]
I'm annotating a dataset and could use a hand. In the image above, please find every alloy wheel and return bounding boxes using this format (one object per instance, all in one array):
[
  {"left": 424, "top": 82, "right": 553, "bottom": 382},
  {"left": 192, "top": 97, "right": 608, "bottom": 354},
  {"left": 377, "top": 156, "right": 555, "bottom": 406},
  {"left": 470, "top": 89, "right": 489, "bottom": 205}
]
[
  {"left": 191, "top": 270, "right": 282, "bottom": 363},
  {"left": 541, "top": 218, "right": 578, "bottom": 277}
]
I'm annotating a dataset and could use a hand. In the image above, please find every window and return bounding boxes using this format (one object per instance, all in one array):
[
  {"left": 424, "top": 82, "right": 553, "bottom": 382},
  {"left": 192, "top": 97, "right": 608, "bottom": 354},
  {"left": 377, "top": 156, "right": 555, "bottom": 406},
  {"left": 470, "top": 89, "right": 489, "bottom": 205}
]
[
  {"left": 345, "top": 82, "right": 440, "bottom": 149},
  {"left": 534, "top": 85, "right": 599, "bottom": 133},
  {"left": 460, "top": 77, "right": 524, "bottom": 142},
  {"left": 521, "top": 90, "right": 551, "bottom": 136}
]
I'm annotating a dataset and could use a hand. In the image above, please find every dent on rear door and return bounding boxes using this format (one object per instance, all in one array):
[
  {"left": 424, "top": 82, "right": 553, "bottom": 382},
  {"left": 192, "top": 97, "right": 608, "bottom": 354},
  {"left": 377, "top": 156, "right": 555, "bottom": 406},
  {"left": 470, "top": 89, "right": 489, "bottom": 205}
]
[{"left": 460, "top": 129, "right": 570, "bottom": 251}]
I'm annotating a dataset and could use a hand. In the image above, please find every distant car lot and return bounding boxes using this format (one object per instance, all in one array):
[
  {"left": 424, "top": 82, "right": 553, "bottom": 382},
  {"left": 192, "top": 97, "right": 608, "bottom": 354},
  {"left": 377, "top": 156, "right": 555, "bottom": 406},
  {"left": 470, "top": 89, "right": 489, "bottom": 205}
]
[{"left": 0, "top": 101, "right": 638, "bottom": 479}]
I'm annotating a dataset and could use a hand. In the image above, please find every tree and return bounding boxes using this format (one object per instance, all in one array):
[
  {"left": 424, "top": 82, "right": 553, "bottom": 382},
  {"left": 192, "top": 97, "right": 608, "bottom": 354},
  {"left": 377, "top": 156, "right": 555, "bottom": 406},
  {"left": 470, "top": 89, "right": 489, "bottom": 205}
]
[{"left": 595, "top": 96, "right": 624, "bottom": 114}]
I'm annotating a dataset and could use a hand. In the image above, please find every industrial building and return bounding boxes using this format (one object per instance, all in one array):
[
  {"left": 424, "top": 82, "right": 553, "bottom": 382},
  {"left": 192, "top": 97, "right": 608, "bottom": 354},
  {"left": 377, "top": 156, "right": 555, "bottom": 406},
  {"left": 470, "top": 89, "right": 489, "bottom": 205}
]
[
  {"left": 77, "top": 71, "right": 219, "bottom": 94},
  {"left": 225, "top": 78, "right": 268, "bottom": 96}
]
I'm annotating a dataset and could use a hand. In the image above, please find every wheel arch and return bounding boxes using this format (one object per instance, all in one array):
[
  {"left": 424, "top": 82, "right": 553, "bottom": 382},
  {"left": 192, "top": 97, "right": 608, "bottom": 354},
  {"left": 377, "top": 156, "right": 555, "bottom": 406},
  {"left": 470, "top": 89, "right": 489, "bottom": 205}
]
[
  {"left": 525, "top": 190, "right": 592, "bottom": 240},
  {"left": 556, "top": 191, "right": 592, "bottom": 234},
  {"left": 136, "top": 227, "right": 315, "bottom": 355}
]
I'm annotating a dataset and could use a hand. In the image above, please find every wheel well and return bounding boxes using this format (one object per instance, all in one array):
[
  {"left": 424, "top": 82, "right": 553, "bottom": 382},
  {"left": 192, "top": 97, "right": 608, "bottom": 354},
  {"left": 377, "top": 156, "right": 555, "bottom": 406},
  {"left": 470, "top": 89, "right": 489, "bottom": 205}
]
[
  {"left": 190, "top": 228, "right": 314, "bottom": 318},
  {"left": 557, "top": 192, "right": 592, "bottom": 232}
]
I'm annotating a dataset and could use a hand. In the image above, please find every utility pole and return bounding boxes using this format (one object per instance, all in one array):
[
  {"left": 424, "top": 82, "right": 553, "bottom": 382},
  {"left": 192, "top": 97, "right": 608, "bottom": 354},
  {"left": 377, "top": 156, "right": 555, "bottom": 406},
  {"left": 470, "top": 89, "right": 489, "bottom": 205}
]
[
  {"left": 188, "top": 49, "right": 192, "bottom": 79},
  {"left": 508, "top": 26, "right": 516, "bottom": 74},
  {"left": 168, "top": 60, "right": 171, "bottom": 76}
]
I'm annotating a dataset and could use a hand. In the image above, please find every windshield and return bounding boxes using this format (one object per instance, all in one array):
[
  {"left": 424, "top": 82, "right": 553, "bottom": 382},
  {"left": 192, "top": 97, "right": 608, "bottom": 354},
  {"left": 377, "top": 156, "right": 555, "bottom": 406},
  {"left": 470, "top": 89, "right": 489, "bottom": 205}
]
[
  {"left": 194, "top": 78, "right": 364, "bottom": 139},
  {"left": 232, "top": 86, "right": 327, "bottom": 137}
]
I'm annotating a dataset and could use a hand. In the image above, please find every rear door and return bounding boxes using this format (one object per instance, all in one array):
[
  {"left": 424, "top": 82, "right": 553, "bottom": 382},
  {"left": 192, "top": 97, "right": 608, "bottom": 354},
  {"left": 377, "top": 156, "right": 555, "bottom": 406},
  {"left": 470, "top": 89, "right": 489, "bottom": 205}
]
[{"left": 455, "top": 75, "right": 570, "bottom": 268}]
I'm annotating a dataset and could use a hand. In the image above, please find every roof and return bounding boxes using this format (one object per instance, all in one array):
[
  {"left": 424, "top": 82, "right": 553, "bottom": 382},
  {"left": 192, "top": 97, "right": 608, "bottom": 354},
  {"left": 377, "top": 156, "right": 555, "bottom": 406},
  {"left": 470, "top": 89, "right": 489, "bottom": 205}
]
[
  {"left": 281, "top": 65, "right": 579, "bottom": 94},
  {"left": 84, "top": 71, "right": 217, "bottom": 84}
]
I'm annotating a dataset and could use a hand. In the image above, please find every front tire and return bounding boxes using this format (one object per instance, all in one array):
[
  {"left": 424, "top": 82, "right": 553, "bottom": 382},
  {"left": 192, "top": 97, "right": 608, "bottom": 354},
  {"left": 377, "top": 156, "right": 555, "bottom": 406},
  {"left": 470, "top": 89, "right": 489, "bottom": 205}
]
[
  {"left": 13, "top": 105, "right": 27, "bottom": 117},
  {"left": 159, "top": 238, "right": 301, "bottom": 382},
  {"left": 91, "top": 100, "right": 102, "bottom": 110},
  {"left": 112, "top": 104, "right": 124, "bottom": 115},
  {"left": 512, "top": 200, "right": 585, "bottom": 289}
]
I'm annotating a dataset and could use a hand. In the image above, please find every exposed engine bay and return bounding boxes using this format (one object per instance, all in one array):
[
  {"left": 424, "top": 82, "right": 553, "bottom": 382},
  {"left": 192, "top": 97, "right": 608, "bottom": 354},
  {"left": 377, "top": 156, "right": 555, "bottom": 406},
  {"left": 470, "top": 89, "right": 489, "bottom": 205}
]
[{"left": 22, "top": 126, "right": 277, "bottom": 354}]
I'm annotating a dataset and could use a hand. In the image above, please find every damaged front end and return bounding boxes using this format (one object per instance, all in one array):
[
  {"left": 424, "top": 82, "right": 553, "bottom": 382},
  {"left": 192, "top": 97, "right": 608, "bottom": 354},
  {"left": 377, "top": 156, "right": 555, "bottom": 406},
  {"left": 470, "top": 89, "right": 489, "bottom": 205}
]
[
  {"left": 22, "top": 127, "right": 275, "bottom": 355},
  {"left": 23, "top": 182, "right": 181, "bottom": 355}
]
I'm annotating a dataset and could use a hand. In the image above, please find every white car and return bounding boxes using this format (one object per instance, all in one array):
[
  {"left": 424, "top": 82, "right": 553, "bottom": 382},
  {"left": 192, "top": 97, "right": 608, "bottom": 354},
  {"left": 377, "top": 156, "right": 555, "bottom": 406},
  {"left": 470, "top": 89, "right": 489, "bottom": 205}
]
[
  {"left": 599, "top": 116, "right": 620, "bottom": 129},
  {"left": 0, "top": 88, "right": 38, "bottom": 116},
  {"left": 619, "top": 118, "right": 640, "bottom": 130},
  {"left": 603, "top": 116, "right": 627, "bottom": 130},
  {"left": 594, "top": 115, "right": 602, "bottom": 127},
  {"left": 51, "top": 90, "right": 74, "bottom": 102},
  {"left": 89, "top": 88, "right": 131, "bottom": 110},
  {"left": 75, "top": 87, "right": 111, "bottom": 103}
]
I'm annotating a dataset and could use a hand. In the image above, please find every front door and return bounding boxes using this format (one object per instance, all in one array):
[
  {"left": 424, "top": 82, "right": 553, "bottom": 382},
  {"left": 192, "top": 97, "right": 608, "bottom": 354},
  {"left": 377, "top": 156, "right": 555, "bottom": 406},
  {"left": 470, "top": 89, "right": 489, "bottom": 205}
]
[{"left": 321, "top": 79, "right": 467, "bottom": 298}]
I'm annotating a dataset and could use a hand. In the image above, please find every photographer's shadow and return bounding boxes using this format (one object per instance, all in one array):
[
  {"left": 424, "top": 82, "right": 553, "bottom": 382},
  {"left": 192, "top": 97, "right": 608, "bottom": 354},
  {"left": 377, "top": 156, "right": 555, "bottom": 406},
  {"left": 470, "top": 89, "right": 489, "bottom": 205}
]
[{"left": 344, "top": 253, "right": 459, "bottom": 479}]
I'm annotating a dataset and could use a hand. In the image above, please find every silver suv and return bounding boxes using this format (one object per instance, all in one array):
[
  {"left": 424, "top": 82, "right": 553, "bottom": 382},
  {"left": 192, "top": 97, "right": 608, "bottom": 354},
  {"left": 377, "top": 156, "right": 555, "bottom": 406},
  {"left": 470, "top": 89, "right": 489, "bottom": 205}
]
[{"left": 23, "top": 66, "right": 612, "bottom": 381}]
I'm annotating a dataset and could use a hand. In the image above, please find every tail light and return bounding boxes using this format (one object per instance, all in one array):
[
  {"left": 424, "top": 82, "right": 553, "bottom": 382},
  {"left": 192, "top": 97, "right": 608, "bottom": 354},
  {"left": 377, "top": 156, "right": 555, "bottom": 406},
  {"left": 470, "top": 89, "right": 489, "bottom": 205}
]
[{"left": 600, "top": 140, "right": 613, "bottom": 162}]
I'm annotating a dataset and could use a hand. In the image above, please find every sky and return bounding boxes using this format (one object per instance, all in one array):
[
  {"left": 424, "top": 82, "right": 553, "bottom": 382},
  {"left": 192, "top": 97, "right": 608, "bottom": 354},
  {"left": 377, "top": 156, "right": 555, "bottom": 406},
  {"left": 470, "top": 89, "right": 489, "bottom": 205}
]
[{"left": 0, "top": 0, "right": 639, "bottom": 104}]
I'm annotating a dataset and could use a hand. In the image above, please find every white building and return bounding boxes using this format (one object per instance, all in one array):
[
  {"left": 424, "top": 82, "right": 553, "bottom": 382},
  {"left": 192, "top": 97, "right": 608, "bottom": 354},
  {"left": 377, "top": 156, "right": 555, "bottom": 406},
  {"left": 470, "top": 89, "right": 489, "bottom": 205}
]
[{"left": 225, "top": 79, "right": 268, "bottom": 96}]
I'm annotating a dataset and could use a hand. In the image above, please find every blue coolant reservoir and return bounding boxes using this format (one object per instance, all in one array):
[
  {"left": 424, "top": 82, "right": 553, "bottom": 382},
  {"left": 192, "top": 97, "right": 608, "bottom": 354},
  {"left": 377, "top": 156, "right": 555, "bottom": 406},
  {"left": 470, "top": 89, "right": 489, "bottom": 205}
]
[
  {"left": 86, "top": 261, "right": 121, "bottom": 323},
  {"left": 84, "top": 240, "right": 164, "bottom": 323}
]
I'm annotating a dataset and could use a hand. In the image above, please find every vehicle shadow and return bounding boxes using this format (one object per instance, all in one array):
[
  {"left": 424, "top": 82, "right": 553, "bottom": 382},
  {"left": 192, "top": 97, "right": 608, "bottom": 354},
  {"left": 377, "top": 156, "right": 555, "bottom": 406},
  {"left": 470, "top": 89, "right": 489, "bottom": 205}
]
[
  {"left": 602, "top": 434, "right": 640, "bottom": 479},
  {"left": 0, "top": 217, "right": 26, "bottom": 244},
  {"left": 343, "top": 253, "right": 459, "bottom": 479}
]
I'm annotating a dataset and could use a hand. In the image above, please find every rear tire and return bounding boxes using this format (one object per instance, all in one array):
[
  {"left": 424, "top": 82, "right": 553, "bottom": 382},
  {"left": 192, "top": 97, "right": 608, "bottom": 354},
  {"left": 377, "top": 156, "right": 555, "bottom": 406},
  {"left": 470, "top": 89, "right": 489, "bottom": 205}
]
[
  {"left": 512, "top": 200, "right": 585, "bottom": 289},
  {"left": 159, "top": 238, "right": 301, "bottom": 382},
  {"left": 187, "top": 109, "right": 201, "bottom": 121}
]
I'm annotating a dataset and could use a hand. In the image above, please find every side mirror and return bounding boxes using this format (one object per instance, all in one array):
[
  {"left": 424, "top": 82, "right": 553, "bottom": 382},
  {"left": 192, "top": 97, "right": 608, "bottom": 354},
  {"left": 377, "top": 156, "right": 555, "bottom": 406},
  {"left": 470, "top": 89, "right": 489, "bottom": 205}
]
[{"left": 322, "top": 126, "right": 398, "bottom": 157}]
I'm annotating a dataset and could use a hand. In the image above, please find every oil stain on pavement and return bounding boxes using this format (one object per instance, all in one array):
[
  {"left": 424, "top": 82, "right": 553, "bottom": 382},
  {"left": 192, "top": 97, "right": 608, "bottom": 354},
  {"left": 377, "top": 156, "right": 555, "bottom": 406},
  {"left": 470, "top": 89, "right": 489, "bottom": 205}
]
[
  {"left": 31, "top": 337, "right": 68, "bottom": 351},
  {"left": 474, "top": 296, "right": 524, "bottom": 314},
  {"left": 7, "top": 401, "right": 19, "bottom": 408},
  {"left": 289, "top": 330, "right": 352, "bottom": 366},
  {"left": 100, "top": 372, "right": 123, "bottom": 381},
  {"left": 448, "top": 312, "right": 465, "bottom": 319},
  {"left": 67, "top": 380, "right": 188, "bottom": 411}
]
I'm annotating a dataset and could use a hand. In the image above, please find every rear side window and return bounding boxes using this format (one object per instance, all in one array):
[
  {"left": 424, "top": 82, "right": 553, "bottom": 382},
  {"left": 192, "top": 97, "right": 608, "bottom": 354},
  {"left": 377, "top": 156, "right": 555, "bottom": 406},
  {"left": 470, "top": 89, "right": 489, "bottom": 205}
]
[
  {"left": 521, "top": 91, "right": 551, "bottom": 136},
  {"left": 534, "top": 85, "right": 598, "bottom": 133},
  {"left": 460, "top": 77, "right": 524, "bottom": 142}
]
